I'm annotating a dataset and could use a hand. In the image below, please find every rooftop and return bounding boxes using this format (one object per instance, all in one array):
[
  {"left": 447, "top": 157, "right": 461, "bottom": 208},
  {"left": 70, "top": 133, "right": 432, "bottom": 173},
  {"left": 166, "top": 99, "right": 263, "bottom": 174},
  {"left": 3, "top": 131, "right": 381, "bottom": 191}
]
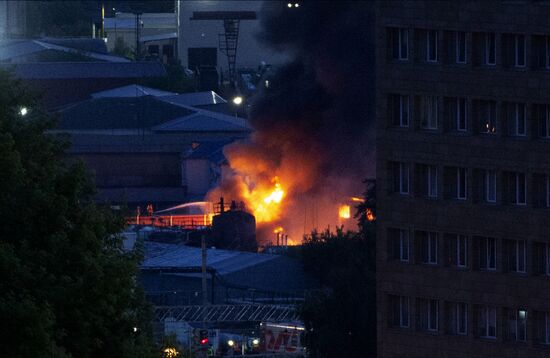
[{"left": 0, "top": 61, "right": 166, "bottom": 79}]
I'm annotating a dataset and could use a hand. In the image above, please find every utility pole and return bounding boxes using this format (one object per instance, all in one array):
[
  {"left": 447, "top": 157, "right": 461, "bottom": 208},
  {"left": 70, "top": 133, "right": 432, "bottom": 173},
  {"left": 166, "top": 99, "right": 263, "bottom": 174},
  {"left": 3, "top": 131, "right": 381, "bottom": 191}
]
[{"left": 201, "top": 233, "right": 208, "bottom": 306}]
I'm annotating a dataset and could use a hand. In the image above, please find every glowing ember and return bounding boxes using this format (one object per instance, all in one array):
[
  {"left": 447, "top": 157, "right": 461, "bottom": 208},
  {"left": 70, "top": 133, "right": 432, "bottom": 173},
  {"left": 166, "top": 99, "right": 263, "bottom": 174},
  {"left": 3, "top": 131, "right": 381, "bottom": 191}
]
[
  {"left": 366, "top": 208, "right": 375, "bottom": 221},
  {"left": 339, "top": 205, "right": 351, "bottom": 219}
]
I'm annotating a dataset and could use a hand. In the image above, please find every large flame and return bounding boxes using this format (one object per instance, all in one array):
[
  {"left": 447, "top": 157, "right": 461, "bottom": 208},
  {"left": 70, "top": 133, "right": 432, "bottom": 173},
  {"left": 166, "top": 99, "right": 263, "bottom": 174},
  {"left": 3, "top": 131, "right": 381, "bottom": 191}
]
[{"left": 246, "top": 177, "right": 286, "bottom": 223}]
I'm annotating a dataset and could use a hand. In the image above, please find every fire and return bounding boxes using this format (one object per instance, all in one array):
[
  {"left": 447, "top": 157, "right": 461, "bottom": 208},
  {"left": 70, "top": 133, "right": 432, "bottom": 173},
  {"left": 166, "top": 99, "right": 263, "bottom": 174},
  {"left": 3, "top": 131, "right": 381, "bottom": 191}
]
[
  {"left": 351, "top": 196, "right": 364, "bottom": 202},
  {"left": 366, "top": 208, "right": 375, "bottom": 221},
  {"left": 244, "top": 177, "right": 286, "bottom": 223},
  {"left": 273, "top": 226, "right": 284, "bottom": 234},
  {"left": 338, "top": 205, "right": 351, "bottom": 219}
]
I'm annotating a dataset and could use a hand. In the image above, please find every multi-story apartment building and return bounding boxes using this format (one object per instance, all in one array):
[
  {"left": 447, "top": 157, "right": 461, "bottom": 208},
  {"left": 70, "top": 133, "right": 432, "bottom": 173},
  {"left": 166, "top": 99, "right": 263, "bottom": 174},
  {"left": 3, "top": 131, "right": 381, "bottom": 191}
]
[{"left": 376, "top": 1, "right": 550, "bottom": 357}]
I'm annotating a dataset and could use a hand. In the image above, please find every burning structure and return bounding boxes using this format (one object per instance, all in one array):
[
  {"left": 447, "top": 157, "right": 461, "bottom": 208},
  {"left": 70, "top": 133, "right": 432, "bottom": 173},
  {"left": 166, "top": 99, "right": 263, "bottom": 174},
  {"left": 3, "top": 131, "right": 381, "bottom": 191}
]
[{"left": 207, "top": 2, "right": 376, "bottom": 244}]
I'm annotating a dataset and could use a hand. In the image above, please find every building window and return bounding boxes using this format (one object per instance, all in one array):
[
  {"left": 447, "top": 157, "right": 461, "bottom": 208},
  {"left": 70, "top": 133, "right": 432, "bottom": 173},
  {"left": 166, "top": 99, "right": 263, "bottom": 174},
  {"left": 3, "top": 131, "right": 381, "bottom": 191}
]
[
  {"left": 392, "top": 296, "right": 410, "bottom": 328},
  {"left": 510, "top": 172, "right": 527, "bottom": 205},
  {"left": 485, "top": 170, "right": 497, "bottom": 203},
  {"left": 428, "top": 165, "right": 438, "bottom": 198},
  {"left": 507, "top": 239, "right": 526, "bottom": 273},
  {"left": 537, "top": 104, "right": 550, "bottom": 138},
  {"left": 507, "top": 309, "right": 527, "bottom": 342},
  {"left": 421, "top": 96, "right": 438, "bottom": 129},
  {"left": 547, "top": 243, "right": 550, "bottom": 276},
  {"left": 514, "top": 34, "right": 526, "bottom": 67},
  {"left": 394, "top": 162, "right": 409, "bottom": 194},
  {"left": 545, "top": 312, "right": 550, "bottom": 344},
  {"left": 391, "top": 28, "right": 409, "bottom": 61},
  {"left": 546, "top": 36, "right": 550, "bottom": 69},
  {"left": 479, "top": 236, "right": 497, "bottom": 271},
  {"left": 450, "top": 302, "right": 468, "bottom": 335},
  {"left": 427, "top": 30, "right": 438, "bottom": 62},
  {"left": 391, "top": 228, "right": 410, "bottom": 262},
  {"left": 479, "top": 305, "right": 497, "bottom": 338},
  {"left": 509, "top": 103, "right": 527, "bottom": 137},
  {"left": 391, "top": 95, "right": 410, "bottom": 127},
  {"left": 456, "top": 31, "right": 467, "bottom": 64},
  {"left": 547, "top": 175, "right": 550, "bottom": 207},
  {"left": 421, "top": 231, "right": 438, "bottom": 264},
  {"left": 480, "top": 100, "right": 497, "bottom": 134},
  {"left": 457, "top": 167, "right": 467, "bottom": 200},
  {"left": 428, "top": 299, "right": 439, "bottom": 331},
  {"left": 456, "top": 235, "right": 468, "bottom": 267},
  {"left": 484, "top": 33, "right": 496, "bottom": 65},
  {"left": 456, "top": 98, "right": 467, "bottom": 131}
]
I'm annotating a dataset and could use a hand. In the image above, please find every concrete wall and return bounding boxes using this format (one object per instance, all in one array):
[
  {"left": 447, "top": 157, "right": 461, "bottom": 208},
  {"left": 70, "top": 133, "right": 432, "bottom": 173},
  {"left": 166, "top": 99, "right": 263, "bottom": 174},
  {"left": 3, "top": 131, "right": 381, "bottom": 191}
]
[{"left": 177, "top": 0, "right": 288, "bottom": 72}]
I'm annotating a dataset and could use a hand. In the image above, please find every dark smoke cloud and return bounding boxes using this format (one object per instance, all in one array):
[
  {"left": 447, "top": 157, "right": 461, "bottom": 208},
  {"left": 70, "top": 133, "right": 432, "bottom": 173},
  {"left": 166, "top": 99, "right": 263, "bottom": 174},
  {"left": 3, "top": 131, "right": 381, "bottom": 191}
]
[
  {"left": 211, "top": 1, "right": 376, "bottom": 242},
  {"left": 254, "top": 0, "right": 376, "bottom": 180}
]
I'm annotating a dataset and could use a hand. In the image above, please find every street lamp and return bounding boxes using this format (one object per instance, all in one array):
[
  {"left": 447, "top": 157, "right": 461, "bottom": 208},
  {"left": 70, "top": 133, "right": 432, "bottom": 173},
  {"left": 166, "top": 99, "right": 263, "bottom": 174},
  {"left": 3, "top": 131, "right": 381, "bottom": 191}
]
[
  {"left": 232, "top": 96, "right": 243, "bottom": 105},
  {"left": 19, "top": 107, "right": 28, "bottom": 116},
  {"left": 227, "top": 339, "right": 235, "bottom": 347}
]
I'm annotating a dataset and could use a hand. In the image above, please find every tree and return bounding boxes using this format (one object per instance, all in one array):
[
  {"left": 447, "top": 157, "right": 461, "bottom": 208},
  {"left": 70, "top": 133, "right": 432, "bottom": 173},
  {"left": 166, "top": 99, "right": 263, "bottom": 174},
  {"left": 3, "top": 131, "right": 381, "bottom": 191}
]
[
  {"left": 0, "top": 69, "right": 157, "bottom": 357},
  {"left": 299, "top": 179, "right": 376, "bottom": 358}
]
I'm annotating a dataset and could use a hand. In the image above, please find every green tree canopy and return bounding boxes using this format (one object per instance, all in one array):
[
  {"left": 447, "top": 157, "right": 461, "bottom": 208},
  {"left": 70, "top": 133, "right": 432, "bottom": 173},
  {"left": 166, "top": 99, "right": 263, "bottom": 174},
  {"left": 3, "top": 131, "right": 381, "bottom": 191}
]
[
  {"left": 0, "top": 70, "right": 156, "bottom": 357},
  {"left": 300, "top": 179, "right": 376, "bottom": 358}
]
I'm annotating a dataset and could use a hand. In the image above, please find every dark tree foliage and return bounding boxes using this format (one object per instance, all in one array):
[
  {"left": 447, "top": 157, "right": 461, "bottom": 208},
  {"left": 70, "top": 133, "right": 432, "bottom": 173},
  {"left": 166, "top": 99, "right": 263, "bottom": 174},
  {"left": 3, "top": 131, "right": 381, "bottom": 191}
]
[
  {"left": 0, "top": 70, "right": 156, "bottom": 358},
  {"left": 300, "top": 179, "right": 376, "bottom": 358}
]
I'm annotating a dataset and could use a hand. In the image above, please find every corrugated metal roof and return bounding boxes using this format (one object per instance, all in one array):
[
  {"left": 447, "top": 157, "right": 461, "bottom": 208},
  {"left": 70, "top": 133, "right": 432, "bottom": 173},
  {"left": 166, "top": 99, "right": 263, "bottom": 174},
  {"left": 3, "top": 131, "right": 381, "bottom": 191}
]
[
  {"left": 153, "top": 113, "right": 250, "bottom": 132},
  {"left": 142, "top": 241, "right": 278, "bottom": 275},
  {"left": 58, "top": 96, "right": 195, "bottom": 130},
  {"left": 159, "top": 91, "right": 228, "bottom": 106},
  {"left": 0, "top": 61, "right": 166, "bottom": 79},
  {"left": 91, "top": 84, "right": 176, "bottom": 98}
]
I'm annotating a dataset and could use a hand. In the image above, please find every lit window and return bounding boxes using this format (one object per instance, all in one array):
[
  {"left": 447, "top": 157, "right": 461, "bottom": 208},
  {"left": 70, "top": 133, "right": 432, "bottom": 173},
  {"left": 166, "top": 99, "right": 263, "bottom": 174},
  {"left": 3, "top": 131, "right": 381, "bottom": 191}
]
[
  {"left": 480, "top": 101, "right": 497, "bottom": 134},
  {"left": 484, "top": 33, "right": 496, "bottom": 65},
  {"left": 485, "top": 170, "right": 497, "bottom": 203},
  {"left": 456, "top": 31, "right": 467, "bottom": 64},
  {"left": 508, "top": 309, "right": 527, "bottom": 342},
  {"left": 427, "top": 30, "right": 438, "bottom": 62}
]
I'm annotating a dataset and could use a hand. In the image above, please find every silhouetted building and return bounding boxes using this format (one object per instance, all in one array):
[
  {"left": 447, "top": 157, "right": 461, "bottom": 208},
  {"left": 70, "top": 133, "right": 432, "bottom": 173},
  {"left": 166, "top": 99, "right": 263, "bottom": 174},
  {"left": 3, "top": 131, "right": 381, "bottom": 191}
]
[{"left": 376, "top": 1, "right": 550, "bottom": 357}]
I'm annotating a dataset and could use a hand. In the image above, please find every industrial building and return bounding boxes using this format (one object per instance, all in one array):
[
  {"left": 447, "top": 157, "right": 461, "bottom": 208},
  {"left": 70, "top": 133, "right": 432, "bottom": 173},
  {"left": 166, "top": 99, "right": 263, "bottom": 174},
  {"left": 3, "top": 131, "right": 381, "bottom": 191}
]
[{"left": 376, "top": 1, "right": 550, "bottom": 357}]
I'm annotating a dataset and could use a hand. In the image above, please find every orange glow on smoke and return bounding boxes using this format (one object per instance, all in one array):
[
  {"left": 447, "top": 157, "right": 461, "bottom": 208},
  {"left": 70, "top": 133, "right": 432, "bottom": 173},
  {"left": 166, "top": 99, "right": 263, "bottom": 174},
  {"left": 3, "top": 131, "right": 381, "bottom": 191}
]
[
  {"left": 244, "top": 176, "right": 286, "bottom": 223},
  {"left": 273, "top": 226, "right": 284, "bottom": 234},
  {"left": 338, "top": 205, "right": 351, "bottom": 219}
]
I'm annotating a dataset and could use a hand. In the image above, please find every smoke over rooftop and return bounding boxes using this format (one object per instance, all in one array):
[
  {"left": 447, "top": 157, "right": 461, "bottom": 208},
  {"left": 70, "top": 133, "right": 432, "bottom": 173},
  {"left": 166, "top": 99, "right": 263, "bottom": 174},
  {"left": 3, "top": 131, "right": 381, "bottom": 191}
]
[{"left": 208, "top": 1, "right": 376, "bottom": 243}]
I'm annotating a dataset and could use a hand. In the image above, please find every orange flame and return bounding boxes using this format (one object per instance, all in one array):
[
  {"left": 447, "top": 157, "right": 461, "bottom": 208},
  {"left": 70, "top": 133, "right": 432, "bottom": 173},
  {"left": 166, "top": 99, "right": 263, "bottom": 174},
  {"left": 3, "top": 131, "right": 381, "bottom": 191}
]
[
  {"left": 366, "top": 208, "right": 375, "bottom": 221},
  {"left": 338, "top": 205, "right": 351, "bottom": 219},
  {"left": 244, "top": 176, "right": 286, "bottom": 223}
]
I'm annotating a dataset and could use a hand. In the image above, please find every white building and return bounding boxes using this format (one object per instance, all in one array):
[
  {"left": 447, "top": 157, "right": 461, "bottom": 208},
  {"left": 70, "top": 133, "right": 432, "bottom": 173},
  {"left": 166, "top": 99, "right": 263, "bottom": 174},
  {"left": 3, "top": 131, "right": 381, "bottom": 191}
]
[{"left": 177, "top": 1, "right": 287, "bottom": 75}]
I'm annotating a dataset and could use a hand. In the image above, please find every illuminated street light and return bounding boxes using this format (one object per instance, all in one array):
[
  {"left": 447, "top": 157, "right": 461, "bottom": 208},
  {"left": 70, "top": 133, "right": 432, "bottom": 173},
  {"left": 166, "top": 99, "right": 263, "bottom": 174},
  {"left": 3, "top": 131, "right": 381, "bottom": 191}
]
[
  {"left": 252, "top": 338, "right": 260, "bottom": 345},
  {"left": 232, "top": 96, "right": 243, "bottom": 105},
  {"left": 227, "top": 339, "right": 235, "bottom": 347},
  {"left": 295, "top": 3, "right": 300, "bottom": 7},
  {"left": 19, "top": 107, "right": 28, "bottom": 116},
  {"left": 287, "top": 3, "right": 292, "bottom": 7}
]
